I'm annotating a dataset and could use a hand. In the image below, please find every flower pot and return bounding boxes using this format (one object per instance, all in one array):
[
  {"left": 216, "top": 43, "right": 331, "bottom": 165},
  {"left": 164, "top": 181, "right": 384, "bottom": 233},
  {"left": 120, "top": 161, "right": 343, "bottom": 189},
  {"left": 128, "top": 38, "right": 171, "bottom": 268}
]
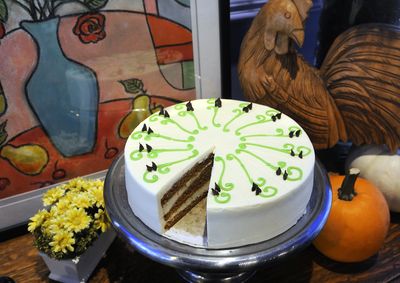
[{"left": 39, "top": 229, "right": 116, "bottom": 283}]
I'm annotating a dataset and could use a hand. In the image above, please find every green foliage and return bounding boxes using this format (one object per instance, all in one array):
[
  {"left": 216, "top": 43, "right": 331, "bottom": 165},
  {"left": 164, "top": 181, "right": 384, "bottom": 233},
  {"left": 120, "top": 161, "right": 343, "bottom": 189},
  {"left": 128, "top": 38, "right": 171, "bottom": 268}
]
[
  {"left": 83, "top": 0, "right": 108, "bottom": 10},
  {"left": 119, "top": 78, "right": 145, "bottom": 95},
  {"left": 0, "top": 0, "right": 7, "bottom": 23},
  {"left": 0, "top": 120, "right": 7, "bottom": 146}
]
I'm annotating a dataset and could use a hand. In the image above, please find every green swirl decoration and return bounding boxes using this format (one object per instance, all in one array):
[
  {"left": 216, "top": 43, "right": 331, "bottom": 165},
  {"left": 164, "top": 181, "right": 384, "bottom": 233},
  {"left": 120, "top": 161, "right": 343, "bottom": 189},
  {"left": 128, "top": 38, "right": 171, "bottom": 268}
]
[
  {"left": 223, "top": 103, "right": 248, "bottom": 132},
  {"left": 174, "top": 103, "right": 186, "bottom": 110},
  {"left": 235, "top": 114, "right": 268, "bottom": 135},
  {"left": 227, "top": 153, "right": 252, "bottom": 184},
  {"left": 286, "top": 166, "right": 303, "bottom": 181},
  {"left": 155, "top": 149, "right": 199, "bottom": 176},
  {"left": 240, "top": 126, "right": 302, "bottom": 141},
  {"left": 236, "top": 148, "right": 284, "bottom": 171},
  {"left": 178, "top": 111, "right": 208, "bottom": 131},
  {"left": 239, "top": 142, "right": 311, "bottom": 157},
  {"left": 130, "top": 150, "right": 144, "bottom": 161},
  {"left": 214, "top": 192, "right": 231, "bottom": 204},
  {"left": 214, "top": 156, "right": 234, "bottom": 191},
  {"left": 143, "top": 171, "right": 159, "bottom": 183},
  {"left": 131, "top": 131, "right": 145, "bottom": 140},
  {"left": 147, "top": 144, "right": 194, "bottom": 158},
  {"left": 131, "top": 131, "right": 195, "bottom": 143},
  {"left": 159, "top": 118, "right": 199, "bottom": 135},
  {"left": 259, "top": 186, "right": 278, "bottom": 198}
]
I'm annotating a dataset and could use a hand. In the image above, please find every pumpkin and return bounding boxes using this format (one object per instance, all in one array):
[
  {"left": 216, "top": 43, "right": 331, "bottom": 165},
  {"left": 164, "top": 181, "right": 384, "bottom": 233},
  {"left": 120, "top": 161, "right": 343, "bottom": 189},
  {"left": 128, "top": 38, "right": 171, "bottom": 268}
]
[
  {"left": 313, "top": 168, "right": 390, "bottom": 263},
  {"left": 346, "top": 145, "right": 400, "bottom": 212}
]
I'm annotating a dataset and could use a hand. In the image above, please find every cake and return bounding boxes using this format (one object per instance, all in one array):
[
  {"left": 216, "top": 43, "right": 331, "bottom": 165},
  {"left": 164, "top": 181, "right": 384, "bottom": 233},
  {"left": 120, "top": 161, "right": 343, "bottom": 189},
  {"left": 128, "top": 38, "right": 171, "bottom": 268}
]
[{"left": 124, "top": 98, "right": 315, "bottom": 248}]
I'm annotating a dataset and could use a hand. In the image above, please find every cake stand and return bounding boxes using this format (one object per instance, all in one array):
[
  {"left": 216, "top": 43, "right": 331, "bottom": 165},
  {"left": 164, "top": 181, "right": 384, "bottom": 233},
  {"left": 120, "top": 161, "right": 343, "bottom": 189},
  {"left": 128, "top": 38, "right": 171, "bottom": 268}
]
[{"left": 104, "top": 155, "right": 332, "bottom": 282}]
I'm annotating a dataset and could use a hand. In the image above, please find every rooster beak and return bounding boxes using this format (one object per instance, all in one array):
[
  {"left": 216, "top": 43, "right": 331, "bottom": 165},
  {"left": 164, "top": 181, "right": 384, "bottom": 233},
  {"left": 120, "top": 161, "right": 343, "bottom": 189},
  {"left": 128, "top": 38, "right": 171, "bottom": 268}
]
[{"left": 290, "top": 29, "right": 304, "bottom": 47}]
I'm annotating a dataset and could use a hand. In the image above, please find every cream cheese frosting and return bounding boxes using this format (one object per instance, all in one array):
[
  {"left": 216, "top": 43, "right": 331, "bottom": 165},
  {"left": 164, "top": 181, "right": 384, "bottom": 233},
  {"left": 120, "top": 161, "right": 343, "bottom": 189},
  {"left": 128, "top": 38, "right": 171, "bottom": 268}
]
[{"left": 124, "top": 98, "right": 315, "bottom": 248}]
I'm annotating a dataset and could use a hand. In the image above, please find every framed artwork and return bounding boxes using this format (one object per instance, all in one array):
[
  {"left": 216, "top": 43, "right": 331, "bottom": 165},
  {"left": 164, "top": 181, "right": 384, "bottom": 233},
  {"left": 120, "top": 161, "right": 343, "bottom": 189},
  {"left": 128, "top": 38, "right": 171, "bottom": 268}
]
[{"left": 0, "top": 0, "right": 224, "bottom": 230}]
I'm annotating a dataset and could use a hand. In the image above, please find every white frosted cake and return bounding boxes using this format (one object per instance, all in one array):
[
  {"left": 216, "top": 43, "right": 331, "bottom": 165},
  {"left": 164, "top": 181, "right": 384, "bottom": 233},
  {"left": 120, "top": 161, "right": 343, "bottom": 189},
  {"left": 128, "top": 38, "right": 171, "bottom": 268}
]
[{"left": 124, "top": 99, "right": 315, "bottom": 248}]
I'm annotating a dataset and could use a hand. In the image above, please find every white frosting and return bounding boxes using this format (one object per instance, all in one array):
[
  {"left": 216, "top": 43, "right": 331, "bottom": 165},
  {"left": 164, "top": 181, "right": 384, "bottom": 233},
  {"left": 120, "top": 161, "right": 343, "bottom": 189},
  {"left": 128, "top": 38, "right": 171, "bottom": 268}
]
[{"left": 124, "top": 99, "right": 315, "bottom": 248}]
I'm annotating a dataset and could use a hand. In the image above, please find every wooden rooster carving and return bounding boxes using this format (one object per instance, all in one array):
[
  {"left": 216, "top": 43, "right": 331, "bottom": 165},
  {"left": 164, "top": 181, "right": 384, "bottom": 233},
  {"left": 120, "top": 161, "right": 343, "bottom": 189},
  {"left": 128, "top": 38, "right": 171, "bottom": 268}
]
[{"left": 238, "top": 0, "right": 400, "bottom": 152}]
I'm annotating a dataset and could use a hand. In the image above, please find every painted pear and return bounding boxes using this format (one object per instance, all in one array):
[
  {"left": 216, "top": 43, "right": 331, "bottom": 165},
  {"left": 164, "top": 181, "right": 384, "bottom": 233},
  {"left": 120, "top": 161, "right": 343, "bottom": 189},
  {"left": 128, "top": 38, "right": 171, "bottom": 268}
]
[
  {"left": 0, "top": 144, "right": 49, "bottom": 175},
  {"left": 118, "top": 95, "right": 162, "bottom": 139}
]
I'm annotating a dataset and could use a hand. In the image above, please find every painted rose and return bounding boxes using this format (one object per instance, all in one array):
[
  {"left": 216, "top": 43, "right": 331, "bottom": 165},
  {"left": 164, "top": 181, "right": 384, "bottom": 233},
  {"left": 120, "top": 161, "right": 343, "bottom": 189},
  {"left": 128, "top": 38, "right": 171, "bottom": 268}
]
[
  {"left": 0, "top": 22, "right": 5, "bottom": 40},
  {"left": 73, "top": 13, "right": 106, "bottom": 44}
]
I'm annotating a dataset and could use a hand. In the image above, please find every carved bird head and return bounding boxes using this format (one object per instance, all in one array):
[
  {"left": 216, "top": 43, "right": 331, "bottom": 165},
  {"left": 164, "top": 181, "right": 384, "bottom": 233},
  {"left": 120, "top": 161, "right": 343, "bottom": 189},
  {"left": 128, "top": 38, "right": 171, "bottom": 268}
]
[{"left": 258, "top": 0, "right": 313, "bottom": 55}]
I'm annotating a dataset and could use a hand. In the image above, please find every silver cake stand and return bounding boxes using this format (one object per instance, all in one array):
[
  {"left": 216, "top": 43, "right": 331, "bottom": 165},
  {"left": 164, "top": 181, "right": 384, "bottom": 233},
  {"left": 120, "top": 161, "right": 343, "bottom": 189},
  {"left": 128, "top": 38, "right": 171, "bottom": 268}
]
[{"left": 104, "top": 155, "right": 332, "bottom": 282}]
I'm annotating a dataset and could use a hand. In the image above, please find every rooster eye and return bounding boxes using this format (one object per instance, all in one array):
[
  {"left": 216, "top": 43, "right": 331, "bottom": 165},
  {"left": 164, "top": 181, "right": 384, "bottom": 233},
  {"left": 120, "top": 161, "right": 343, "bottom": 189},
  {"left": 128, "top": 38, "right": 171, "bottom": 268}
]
[{"left": 284, "top": 12, "right": 291, "bottom": 19}]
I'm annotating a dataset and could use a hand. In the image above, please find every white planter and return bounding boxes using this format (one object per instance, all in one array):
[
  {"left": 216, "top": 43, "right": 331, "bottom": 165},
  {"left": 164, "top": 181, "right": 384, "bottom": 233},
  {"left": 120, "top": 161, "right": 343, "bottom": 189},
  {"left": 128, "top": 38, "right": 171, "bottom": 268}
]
[{"left": 39, "top": 229, "right": 116, "bottom": 283}]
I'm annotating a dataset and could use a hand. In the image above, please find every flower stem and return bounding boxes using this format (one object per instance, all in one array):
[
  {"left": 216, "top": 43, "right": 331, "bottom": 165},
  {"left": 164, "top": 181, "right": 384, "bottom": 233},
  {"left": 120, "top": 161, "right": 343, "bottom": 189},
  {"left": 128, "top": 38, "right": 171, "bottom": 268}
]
[{"left": 338, "top": 168, "right": 360, "bottom": 201}]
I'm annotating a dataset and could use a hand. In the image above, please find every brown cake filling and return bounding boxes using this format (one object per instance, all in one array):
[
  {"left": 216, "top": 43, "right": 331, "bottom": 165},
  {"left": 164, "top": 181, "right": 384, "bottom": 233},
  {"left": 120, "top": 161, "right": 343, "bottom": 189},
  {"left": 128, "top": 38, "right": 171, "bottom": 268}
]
[{"left": 161, "top": 154, "right": 214, "bottom": 230}]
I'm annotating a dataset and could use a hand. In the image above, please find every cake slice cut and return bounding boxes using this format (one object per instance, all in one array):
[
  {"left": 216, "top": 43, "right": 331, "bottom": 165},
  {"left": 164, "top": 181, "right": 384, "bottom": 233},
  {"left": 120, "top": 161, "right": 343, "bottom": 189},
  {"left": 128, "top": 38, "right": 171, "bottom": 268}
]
[{"left": 124, "top": 99, "right": 315, "bottom": 248}]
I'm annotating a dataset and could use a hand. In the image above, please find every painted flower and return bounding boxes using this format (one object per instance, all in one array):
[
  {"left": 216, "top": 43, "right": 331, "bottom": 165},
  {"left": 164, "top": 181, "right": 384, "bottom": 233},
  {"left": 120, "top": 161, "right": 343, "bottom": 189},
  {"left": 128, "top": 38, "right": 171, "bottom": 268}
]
[
  {"left": 73, "top": 13, "right": 106, "bottom": 44},
  {"left": 65, "top": 208, "right": 91, "bottom": 233},
  {"left": 0, "top": 22, "right": 5, "bottom": 40},
  {"left": 50, "top": 231, "right": 75, "bottom": 253}
]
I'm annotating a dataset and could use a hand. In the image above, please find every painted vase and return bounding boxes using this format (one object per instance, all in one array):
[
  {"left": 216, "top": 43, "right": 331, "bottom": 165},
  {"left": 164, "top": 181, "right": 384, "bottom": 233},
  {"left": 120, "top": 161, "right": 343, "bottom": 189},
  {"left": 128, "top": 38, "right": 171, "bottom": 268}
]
[{"left": 21, "top": 17, "right": 99, "bottom": 157}]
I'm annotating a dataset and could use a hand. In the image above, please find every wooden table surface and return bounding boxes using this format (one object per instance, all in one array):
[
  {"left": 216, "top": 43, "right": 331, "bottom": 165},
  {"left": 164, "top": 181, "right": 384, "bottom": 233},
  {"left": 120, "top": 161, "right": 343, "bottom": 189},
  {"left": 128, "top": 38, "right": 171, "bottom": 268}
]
[{"left": 0, "top": 213, "right": 399, "bottom": 283}]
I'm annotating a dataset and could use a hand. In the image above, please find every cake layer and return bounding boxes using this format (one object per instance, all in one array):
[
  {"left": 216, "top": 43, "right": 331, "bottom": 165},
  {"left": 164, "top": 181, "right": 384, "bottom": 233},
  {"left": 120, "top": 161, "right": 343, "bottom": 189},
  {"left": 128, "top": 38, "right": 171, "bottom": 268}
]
[
  {"left": 125, "top": 99, "right": 315, "bottom": 248},
  {"left": 163, "top": 159, "right": 213, "bottom": 226}
]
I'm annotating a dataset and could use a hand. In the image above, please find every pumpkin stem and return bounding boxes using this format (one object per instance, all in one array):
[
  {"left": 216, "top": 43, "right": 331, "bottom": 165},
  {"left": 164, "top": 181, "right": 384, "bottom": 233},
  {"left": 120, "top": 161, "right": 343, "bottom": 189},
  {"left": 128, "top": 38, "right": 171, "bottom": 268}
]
[{"left": 338, "top": 168, "right": 360, "bottom": 201}]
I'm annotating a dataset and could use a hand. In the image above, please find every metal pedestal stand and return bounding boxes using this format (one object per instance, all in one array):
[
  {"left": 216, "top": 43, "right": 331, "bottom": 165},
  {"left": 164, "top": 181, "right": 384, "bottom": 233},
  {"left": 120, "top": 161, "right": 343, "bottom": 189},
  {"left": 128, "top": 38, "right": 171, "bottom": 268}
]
[{"left": 104, "top": 155, "right": 331, "bottom": 282}]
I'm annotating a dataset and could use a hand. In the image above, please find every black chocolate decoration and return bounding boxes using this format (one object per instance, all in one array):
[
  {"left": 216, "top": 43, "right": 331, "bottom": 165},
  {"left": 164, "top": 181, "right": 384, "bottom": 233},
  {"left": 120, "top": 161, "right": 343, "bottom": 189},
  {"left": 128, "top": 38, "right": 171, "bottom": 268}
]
[
  {"left": 283, "top": 170, "right": 288, "bottom": 180},
  {"left": 146, "top": 144, "right": 153, "bottom": 152},
  {"left": 147, "top": 127, "right": 154, "bottom": 135},
  {"left": 251, "top": 182, "right": 262, "bottom": 193},
  {"left": 289, "top": 131, "right": 294, "bottom": 138},
  {"left": 271, "top": 115, "right": 277, "bottom": 122},
  {"left": 164, "top": 111, "right": 170, "bottom": 118},
  {"left": 215, "top": 182, "right": 221, "bottom": 192},
  {"left": 159, "top": 108, "right": 165, "bottom": 116},
  {"left": 276, "top": 113, "right": 282, "bottom": 119},
  {"left": 242, "top": 106, "right": 249, "bottom": 113},
  {"left": 276, "top": 167, "right": 282, "bottom": 175},
  {"left": 141, "top": 124, "right": 147, "bottom": 132},
  {"left": 211, "top": 188, "right": 220, "bottom": 196},
  {"left": 215, "top": 98, "right": 222, "bottom": 108},
  {"left": 255, "top": 187, "right": 262, "bottom": 195},
  {"left": 151, "top": 162, "right": 157, "bottom": 171},
  {"left": 186, "top": 101, "right": 194, "bottom": 111},
  {"left": 290, "top": 149, "right": 295, "bottom": 156},
  {"left": 295, "top": 129, "right": 301, "bottom": 137},
  {"left": 146, "top": 165, "right": 152, "bottom": 172},
  {"left": 248, "top": 103, "right": 253, "bottom": 110},
  {"left": 139, "top": 143, "right": 144, "bottom": 152},
  {"left": 299, "top": 151, "right": 303, "bottom": 159}
]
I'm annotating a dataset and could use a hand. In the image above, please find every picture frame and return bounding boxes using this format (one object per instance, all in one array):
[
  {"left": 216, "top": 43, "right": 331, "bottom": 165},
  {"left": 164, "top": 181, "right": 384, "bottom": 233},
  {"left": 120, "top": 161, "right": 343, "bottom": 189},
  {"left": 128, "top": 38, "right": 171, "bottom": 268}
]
[{"left": 0, "top": 0, "right": 226, "bottom": 231}]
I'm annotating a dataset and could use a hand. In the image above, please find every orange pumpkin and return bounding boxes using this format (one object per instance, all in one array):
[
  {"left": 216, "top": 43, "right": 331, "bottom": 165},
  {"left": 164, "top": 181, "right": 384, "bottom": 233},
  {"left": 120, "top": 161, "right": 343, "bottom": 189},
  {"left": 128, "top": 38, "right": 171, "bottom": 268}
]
[{"left": 313, "top": 168, "right": 390, "bottom": 262}]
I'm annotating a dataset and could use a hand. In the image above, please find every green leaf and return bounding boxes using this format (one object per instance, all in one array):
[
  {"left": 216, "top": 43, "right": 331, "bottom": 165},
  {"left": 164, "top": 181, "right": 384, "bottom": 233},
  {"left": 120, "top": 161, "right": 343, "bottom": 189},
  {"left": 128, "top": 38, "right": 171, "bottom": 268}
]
[
  {"left": 119, "top": 79, "right": 145, "bottom": 95},
  {"left": 0, "top": 0, "right": 8, "bottom": 23},
  {"left": 84, "top": 0, "right": 108, "bottom": 10},
  {"left": 0, "top": 120, "right": 8, "bottom": 146},
  {"left": 0, "top": 81, "right": 6, "bottom": 116}
]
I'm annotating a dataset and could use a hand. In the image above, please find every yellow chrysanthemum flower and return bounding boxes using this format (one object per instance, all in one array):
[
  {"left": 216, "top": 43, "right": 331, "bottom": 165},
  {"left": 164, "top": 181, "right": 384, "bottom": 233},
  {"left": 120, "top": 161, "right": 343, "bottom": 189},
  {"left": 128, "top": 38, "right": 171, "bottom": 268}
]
[
  {"left": 43, "top": 216, "right": 65, "bottom": 235},
  {"left": 43, "top": 187, "right": 65, "bottom": 206},
  {"left": 72, "top": 192, "right": 92, "bottom": 209},
  {"left": 65, "top": 208, "right": 91, "bottom": 233},
  {"left": 28, "top": 209, "right": 49, "bottom": 232},
  {"left": 94, "top": 209, "right": 109, "bottom": 233},
  {"left": 53, "top": 198, "right": 70, "bottom": 214},
  {"left": 88, "top": 186, "right": 104, "bottom": 208},
  {"left": 49, "top": 231, "right": 75, "bottom": 253}
]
